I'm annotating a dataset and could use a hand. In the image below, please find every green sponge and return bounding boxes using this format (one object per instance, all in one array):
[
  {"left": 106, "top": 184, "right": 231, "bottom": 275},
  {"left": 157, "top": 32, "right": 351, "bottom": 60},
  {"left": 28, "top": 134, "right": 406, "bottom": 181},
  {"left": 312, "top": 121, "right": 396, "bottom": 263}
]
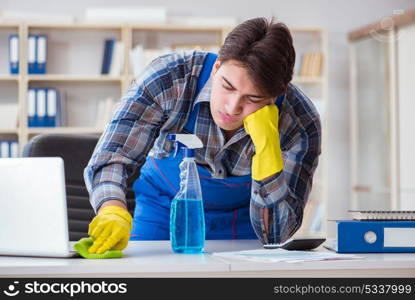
[{"left": 74, "top": 237, "right": 123, "bottom": 259}]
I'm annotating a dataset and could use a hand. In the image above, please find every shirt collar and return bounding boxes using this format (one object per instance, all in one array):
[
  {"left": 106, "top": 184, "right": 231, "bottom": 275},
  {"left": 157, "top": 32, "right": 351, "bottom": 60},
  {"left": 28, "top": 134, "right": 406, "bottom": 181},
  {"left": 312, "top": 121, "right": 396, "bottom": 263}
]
[{"left": 193, "top": 76, "right": 212, "bottom": 108}]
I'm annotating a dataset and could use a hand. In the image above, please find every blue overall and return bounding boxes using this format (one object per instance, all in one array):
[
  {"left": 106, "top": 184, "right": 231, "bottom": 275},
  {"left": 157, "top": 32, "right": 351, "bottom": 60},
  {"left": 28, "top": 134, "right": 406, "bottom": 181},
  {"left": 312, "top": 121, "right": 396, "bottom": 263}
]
[{"left": 130, "top": 53, "right": 284, "bottom": 240}]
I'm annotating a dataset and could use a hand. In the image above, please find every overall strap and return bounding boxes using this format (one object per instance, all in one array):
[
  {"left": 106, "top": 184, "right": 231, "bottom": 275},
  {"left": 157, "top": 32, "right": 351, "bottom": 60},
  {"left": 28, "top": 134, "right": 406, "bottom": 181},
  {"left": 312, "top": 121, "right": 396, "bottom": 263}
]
[
  {"left": 195, "top": 52, "right": 218, "bottom": 96},
  {"left": 275, "top": 94, "right": 285, "bottom": 109},
  {"left": 184, "top": 52, "right": 218, "bottom": 133}
]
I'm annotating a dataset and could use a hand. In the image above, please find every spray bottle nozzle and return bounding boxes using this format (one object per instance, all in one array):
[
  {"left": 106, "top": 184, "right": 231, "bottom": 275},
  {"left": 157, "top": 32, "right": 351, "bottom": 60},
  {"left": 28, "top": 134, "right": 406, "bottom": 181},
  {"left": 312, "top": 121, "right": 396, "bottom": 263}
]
[{"left": 168, "top": 134, "right": 203, "bottom": 158}]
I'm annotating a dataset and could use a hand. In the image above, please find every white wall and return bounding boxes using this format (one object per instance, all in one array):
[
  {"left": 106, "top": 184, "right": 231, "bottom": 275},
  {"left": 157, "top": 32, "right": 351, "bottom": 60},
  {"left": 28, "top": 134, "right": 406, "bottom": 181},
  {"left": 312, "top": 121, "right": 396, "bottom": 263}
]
[{"left": 2, "top": 0, "right": 414, "bottom": 236}]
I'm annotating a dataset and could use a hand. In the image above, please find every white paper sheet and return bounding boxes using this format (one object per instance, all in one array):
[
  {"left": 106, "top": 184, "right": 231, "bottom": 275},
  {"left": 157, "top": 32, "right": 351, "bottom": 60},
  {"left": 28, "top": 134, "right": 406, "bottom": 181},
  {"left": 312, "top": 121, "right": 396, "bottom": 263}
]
[{"left": 212, "top": 248, "right": 362, "bottom": 263}]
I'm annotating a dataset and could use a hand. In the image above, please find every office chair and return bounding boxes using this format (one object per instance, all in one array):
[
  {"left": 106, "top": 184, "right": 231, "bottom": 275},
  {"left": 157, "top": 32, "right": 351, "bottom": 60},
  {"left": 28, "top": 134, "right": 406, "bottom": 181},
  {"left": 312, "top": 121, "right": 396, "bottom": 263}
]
[{"left": 22, "top": 134, "right": 137, "bottom": 241}]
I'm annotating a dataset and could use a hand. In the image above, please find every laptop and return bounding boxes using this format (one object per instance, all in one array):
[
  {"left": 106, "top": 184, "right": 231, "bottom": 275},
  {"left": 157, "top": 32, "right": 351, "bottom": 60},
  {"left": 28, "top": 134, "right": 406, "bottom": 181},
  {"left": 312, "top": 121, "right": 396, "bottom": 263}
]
[{"left": 0, "top": 157, "right": 77, "bottom": 257}]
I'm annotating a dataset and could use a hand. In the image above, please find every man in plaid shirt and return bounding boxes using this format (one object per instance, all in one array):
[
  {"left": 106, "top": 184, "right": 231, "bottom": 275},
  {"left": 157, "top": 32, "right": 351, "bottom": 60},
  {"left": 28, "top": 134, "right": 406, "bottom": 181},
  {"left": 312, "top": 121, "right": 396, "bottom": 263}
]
[{"left": 84, "top": 17, "right": 321, "bottom": 254}]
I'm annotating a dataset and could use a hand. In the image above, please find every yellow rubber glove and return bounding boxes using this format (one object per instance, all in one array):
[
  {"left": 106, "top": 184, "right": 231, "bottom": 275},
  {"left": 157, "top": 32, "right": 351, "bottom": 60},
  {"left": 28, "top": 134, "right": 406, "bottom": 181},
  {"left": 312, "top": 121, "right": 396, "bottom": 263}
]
[
  {"left": 243, "top": 104, "right": 284, "bottom": 181},
  {"left": 88, "top": 205, "right": 132, "bottom": 254}
]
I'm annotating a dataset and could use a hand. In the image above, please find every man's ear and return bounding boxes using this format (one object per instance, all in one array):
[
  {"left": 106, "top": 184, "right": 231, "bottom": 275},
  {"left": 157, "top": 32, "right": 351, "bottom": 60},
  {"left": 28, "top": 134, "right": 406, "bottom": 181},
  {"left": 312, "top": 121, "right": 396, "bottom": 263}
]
[{"left": 211, "top": 59, "right": 221, "bottom": 76}]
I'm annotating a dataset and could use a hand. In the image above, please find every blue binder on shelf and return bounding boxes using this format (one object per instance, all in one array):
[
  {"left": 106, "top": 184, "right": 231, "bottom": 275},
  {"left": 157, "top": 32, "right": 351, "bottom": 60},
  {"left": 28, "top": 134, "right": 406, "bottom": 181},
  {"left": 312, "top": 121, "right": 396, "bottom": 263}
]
[
  {"left": 36, "top": 88, "right": 47, "bottom": 126},
  {"left": 45, "top": 88, "right": 61, "bottom": 127},
  {"left": 28, "top": 35, "right": 37, "bottom": 74},
  {"left": 8, "top": 34, "right": 47, "bottom": 74},
  {"left": 28, "top": 88, "right": 61, "bottom": 127},
  {"left": 35, "top": 35, "right": 47, "bottom": 74},
  {"left": 327, "top": 220, "right": 415, "bottom": 253},
  {"left": 28, "top": 88, "right": 37, "bottom": 127},
  {"left": 28, "top": 35, "right": 47, "bottom": 74},
  {"left": 101, "top": 39, "right": 116, "bottom": 74},
  {"left": 8, "top": 35, "right": 19, "bottom": 74}
]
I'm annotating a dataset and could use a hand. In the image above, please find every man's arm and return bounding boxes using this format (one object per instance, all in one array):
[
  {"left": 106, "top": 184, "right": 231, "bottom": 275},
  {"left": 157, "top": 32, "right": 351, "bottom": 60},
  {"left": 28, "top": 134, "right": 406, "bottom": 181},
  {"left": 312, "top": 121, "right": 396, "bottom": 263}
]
[
  {"left": 250, "top": 117, "right": 322, "bottom": 244},
  {"left": 84, "top": 56, "right": 173, "bottom": 213}
]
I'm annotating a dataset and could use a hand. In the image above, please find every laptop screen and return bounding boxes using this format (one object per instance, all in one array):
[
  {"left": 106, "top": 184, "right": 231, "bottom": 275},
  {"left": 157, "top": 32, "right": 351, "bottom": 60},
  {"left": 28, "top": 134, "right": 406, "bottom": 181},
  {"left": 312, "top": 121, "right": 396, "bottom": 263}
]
[{"left": 0, "top": 157, "right": 72, "bottom": 257}]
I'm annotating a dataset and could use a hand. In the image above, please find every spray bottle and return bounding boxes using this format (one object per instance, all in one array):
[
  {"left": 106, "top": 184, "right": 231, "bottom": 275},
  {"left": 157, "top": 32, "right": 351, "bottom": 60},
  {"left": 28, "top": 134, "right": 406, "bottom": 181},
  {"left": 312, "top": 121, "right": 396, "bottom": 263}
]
[{"left": 168, "top": 134, "right": 205, "bottom": 253}]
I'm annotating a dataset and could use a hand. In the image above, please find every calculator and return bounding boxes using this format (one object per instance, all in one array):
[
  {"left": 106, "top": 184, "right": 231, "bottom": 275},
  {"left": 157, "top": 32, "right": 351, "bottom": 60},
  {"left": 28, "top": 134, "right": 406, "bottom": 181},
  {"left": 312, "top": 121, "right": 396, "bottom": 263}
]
[{"left": 263, "top": 238, "right": 326, "bottom": 250}]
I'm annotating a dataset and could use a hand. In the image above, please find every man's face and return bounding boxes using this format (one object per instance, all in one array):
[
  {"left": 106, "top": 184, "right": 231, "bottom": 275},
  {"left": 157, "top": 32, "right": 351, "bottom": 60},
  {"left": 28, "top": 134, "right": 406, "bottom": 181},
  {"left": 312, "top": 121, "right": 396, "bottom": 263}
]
[{"left": 210, "top": 59, "right": 274, "bottom": 134}]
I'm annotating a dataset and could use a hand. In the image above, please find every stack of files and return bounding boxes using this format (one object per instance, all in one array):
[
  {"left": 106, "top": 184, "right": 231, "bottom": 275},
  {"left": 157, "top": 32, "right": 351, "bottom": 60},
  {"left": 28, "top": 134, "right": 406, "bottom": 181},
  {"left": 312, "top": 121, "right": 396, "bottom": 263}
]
[
  {"left": 0, "top": 141, "right": 18, "bottom": 158},
  {"left": 101, "top": 39, "right": 124, "bottom": 76},
  {"left": 9, "top": 34, "right": 47, "bottom": 74},
  {"left": 27, "top": 88, "right": 63, "bottom": 127},
  {"left": 349, "top": 210, "right": 415, "bottom": 220},
  {"left": 326, "top": 211, "right": 415, "bottom": 253}
]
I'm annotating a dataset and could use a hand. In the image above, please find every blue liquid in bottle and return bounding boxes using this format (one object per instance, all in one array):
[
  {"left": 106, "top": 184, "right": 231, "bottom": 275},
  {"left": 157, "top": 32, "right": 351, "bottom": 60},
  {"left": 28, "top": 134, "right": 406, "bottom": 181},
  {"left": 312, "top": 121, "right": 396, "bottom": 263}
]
[
  {"left": 170, "top": 198, "right": 205, "bottom": 253},
  {"left": 170, "top": 154, "right": 205, "bottom": 254}
]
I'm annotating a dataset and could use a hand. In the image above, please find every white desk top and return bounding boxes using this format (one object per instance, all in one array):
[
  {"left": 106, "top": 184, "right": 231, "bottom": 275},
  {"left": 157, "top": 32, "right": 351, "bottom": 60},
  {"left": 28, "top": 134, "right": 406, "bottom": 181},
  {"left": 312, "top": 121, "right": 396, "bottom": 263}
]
[{"left": 1, "top": 240, "right": 415, "bottom": 277}]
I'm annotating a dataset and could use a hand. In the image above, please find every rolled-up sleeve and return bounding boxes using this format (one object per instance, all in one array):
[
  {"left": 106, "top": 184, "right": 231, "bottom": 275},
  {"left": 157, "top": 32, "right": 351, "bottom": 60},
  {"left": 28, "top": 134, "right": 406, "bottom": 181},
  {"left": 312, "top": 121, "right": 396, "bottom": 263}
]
[{"left": 250, "top": 117, "right": 322, "bottom": 244}]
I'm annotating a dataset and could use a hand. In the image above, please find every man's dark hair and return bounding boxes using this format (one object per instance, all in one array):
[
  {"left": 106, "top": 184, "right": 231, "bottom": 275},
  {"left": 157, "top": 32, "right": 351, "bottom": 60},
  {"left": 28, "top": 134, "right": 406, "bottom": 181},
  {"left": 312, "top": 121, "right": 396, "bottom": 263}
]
[{"left": 218, "top": 17, "right": 295, "bottom": 98}]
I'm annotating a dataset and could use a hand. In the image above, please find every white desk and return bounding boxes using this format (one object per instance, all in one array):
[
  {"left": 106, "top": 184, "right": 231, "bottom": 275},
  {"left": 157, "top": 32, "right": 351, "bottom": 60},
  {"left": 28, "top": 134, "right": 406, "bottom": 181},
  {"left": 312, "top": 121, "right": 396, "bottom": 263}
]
[{"left": 1, "top": 240, "right": 415, "bottom": 277}]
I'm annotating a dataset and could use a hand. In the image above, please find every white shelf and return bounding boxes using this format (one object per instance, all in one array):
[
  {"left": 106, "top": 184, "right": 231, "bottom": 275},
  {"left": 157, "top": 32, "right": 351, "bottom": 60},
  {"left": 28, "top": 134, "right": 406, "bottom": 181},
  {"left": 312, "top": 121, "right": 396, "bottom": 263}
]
[
  {"left": 27, "top": 23, "right": 123, "bottom": 30},
  {"left": 0, "top": 22, "right": 19, "bottom": 28},
  {"left": 28, "top": 127, "right": 103, "bottom": 135},
  {"left": 0, "top": 75, "right": 19, "bottom": 81},
  {"left": 130, "top": 23, "right": 229, "bottom": 32},
  {"left": 291, "top": 27, "right": 325, "bottom": 33},
  {"left": 25, "top": 22, "right": 229, "bottom": 32},
  {"left": 0, "top": 129, "right": 18, "bottom": 134},
  {"left": 28, "top": 75, "right": 123, "bottom": 82}
]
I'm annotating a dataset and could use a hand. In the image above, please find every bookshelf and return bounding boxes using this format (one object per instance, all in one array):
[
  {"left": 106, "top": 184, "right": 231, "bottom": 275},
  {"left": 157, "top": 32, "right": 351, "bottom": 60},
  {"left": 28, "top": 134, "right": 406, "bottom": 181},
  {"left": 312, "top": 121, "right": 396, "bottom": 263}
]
[{"left": 0, "top": 21, "right": 328, "bottom": 236}]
